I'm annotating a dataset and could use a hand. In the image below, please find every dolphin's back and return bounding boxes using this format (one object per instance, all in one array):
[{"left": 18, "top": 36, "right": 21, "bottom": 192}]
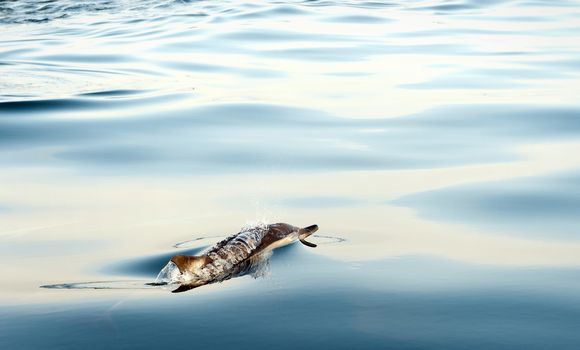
[{"left": 196, "top": 226, "right": 268, "bottom": 281}]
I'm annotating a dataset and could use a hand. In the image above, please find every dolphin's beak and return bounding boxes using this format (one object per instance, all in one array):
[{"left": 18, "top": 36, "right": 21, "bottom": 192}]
[{"left": 299, "top": 224, "right": 318, "bottom": 248}]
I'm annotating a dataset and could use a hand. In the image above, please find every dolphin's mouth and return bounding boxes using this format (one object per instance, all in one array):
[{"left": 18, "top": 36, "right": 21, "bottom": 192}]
[{"left": 299, "top": 224, "right": 318, "bottom": 248}]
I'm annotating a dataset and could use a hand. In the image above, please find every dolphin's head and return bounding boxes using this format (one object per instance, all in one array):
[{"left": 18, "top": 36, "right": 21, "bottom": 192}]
[
  {"left": 298, "top": 224, "right": 318, "bottom": 248},
  {"left": 267, "top": 223, "right": 319, "bottom": 248}
]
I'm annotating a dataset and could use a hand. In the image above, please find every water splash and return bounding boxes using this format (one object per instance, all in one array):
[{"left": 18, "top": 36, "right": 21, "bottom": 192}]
[
  {"left": 153, "top": 248, "right": 273, "bottom": 286},
  {"left": 41, "top": 280, "right": 159, "bottom": 290},
  {"left": 240, "top": 220, "right": 270, "bottom": 232},
  {"left": 154, "top": 261, "right": 182, "bottom": 284}
]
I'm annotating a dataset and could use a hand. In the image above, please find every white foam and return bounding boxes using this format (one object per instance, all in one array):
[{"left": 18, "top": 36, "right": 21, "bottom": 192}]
[{"left": 154, "top": 261, "right": 182, "bottom": 284}]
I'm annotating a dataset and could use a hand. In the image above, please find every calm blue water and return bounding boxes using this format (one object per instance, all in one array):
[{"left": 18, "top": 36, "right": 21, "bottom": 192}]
[{"left": 2, "top": 0, "right": 580, "bottom": 349}]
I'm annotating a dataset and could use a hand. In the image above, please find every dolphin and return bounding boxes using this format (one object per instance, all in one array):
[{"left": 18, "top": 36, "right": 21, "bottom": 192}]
[{"left": 160, "top": 223, "right": 318, "bottom": 293}]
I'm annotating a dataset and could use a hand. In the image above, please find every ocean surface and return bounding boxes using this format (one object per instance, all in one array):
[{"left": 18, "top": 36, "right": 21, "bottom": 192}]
[{"left": 2, "top": 0, "right": 580, "bottom": 348}]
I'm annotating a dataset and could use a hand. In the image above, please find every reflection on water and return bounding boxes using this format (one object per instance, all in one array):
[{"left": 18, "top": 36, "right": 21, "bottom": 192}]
[
  {"left": 7, "top": 253, "right": 580, "bottom": 349},
  {"left": 2, "top": 0, "right": 580, "bottom": 348},
  {"left": 2, "top": 103, "right": 580, "bottom": 174},
  {"left": 394, "top": 171, "right": 580, "bottom": 239}
]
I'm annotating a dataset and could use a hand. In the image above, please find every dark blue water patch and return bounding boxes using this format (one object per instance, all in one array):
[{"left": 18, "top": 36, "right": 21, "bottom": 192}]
[
  {"left": 0, "top": 98, "right": 99, "bottom": 112},
  {"left": 159, "top": 24, "right": 503, "bottom": 60},
  {"left": 518, "top": 0, "right": 580, "bottom": 7},
  {"left": 155, "top": 35, "right": 478, "bottom": 60},
  {"left": 260, "top": 43, "right": 479, "bottom": 62},
  {"left": 0, "top": 92, "right": 192, "bottom": 113},
  {"left": 322, "top": 14, "right": 394, "bottom": 23},
  {"left": 0, "top": 48, "right": 40, "bottom": 59},
  {"left": 298, "top": 1, "right": 400, "bottom": 10},
  {"left": 417, "top": 3, "right": 480, "bottom": 12},
  {"left": 0, "top": 120, "right": 103, "bottom": 146},
  {"left": 1, "top": 103, "right": 580, "bottom": 174},
  {"left": 35, "top": 53, "right": 130, "bottom": 63},
  {"left": 5, "top": 255, "right": 580, "bottom": 349},
  {"left": 215, "top": 28, "right": 353, "bottom": 43},
  {"left": 408, "top": 0, "right": 508, "bottom": 13},
  {"left": 392, "top": 171, "right": 580, "bottom": 239},
  {"left": 163, "top": 60, "right": 285, "bottom": 78},
  {"left": 78, "top": 89, "right": 149, "bottom": 98},
  {"left": 56, "top": 146, "right": 161, "bottom": 165},
  {"left": 389, "top": 105, "right": 580, "bottom": 138},
  {"left": 0, "top": 61, "right": 129, "bottom": 77},
  {"left": 225, "top": 4, "right": 310, "bottom": 20}
]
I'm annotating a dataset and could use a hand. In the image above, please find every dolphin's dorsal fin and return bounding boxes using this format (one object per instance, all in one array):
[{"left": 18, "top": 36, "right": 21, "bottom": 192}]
[{"left": 170, "top": 255, "right": 208, "bottom": 274}]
